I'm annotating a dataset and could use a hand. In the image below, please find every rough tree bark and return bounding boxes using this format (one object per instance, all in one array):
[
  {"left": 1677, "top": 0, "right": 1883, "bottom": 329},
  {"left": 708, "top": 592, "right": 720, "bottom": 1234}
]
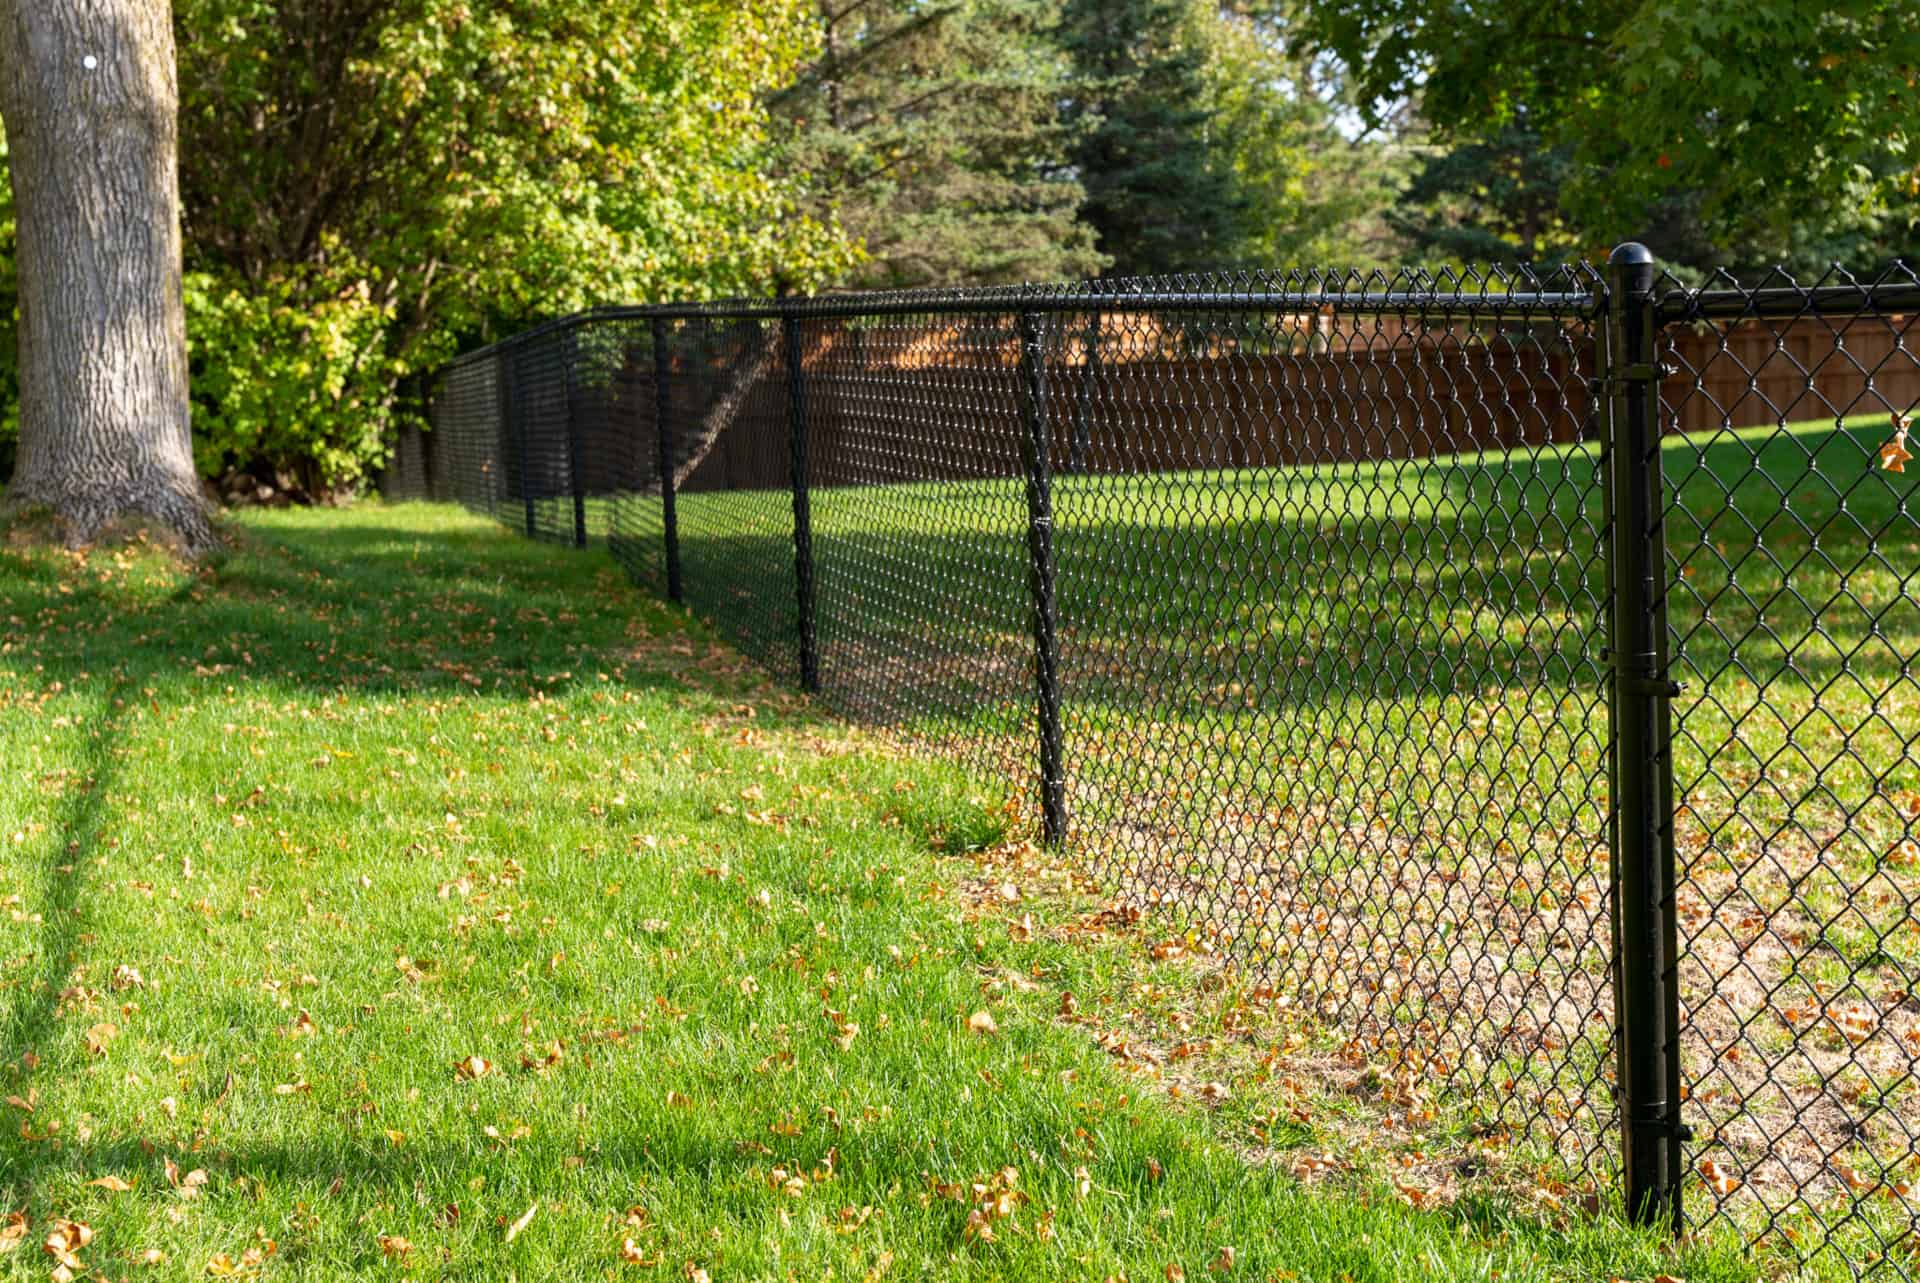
[{"left": 0, "top": 0, "right": 215, "bottom": 551}]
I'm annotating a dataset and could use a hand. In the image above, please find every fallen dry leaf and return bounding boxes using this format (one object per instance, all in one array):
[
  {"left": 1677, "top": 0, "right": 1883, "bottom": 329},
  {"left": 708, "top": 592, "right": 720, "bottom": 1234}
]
[
  {"left": 967, "top": 1010, "right": 998, "bottom": 1036},
  {"left": 43, "top": 1219, "right": 92, "bottom": 1274},
  {"left": 1698, "top": 1156, "right": 1741, "bottom": 1197},
  {"left": 1882, "top": 414, "right": 1912, "bottom": 473},
  {"left": 0, "top": 1212, "right": 24, "bottom": 1252},
  {"left": 1210, "top": 1246, "right": 1236, "bottom": 1273},
  {"left": 165, "top": 1159, "right": 210, "bottom": 1199},
  {"left": 86, "top": 1176, "right": 134, "bottom": 1193},
  {"left": 378, "top": 1235, "right": 412, "bottom": 1259},
  {"left": 454, "top": 1055, "right": 495, "bottom": 1081},
  {"left": 504, "top": 1202, "right": 538, "bottom": 1242}
]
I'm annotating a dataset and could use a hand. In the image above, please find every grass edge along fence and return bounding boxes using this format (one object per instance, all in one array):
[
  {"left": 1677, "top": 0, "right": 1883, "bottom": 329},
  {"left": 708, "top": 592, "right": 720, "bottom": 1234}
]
[{"left": 399, "top": 246, "right": 1920, "bottom": 1278}]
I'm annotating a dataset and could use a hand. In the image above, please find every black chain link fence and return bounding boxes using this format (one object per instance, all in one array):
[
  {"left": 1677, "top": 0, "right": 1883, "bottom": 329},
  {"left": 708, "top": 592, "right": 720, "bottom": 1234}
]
[{"left": 394, "top": 251, "right": 1920, "bottom": 1275}]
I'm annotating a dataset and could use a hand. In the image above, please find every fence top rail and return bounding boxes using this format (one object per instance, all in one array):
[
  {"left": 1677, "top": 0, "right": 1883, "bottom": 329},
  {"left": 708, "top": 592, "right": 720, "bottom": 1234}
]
[
  {"left": 434, "top": 265, "right": 1613, "bottom": 374},
  {"left": 1657, "top": 281, "right": 1920, "bottom": 321},
  {"left": 432, "top": 258, "right": 1920, "bottom": 376},
  {"left": 1654, "top": 262, "right": 1920, "bottom": 321}
]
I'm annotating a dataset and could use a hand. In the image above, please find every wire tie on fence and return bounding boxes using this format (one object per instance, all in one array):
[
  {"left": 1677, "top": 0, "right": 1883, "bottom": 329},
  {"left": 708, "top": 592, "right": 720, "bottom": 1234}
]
[
  {"left": 1624, "top": 1106, "right": 1694, "bottom": 1143},
  {"left": 1592, "top": 363, "right": 1675, "bottom": 393}
]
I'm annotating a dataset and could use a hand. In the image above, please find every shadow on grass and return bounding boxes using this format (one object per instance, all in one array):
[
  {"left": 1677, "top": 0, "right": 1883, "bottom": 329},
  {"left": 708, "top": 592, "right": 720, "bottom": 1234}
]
[{"left": 663, "top": 421, "right": 1917, "bottom": 738}]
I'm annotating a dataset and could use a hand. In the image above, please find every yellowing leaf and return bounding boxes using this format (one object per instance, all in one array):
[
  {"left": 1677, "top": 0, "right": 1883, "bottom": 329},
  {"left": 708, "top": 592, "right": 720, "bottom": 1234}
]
[
  {"left": 87, "top": 1176, "right": 134, "bottom": 1193},
  {"left": 1698, "top": 1157, "right": 1741, "bottom": 1196},
  {"left": 1882, "top": 414, "right": 1912, "bottom": 473},
  {"left": 43, "top": 1219, "right": 92, "bottom": 1269},
  {"left": 504, "top": 1202, "right": 538, "bottom": 1242},
  {"left": 454, "top": 1055, "right": 495, "bottom": 1081}
]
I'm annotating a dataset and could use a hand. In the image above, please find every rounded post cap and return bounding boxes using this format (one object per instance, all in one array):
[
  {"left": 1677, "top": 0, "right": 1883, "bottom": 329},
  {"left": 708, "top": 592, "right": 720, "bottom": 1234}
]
[{"left": 1609, "top": 242, "right": 1655, "bottom": 268}]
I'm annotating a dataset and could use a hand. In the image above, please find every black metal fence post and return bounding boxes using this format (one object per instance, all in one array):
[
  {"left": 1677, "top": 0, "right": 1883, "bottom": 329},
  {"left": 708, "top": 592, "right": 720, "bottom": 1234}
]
[
  {"left": 1017, "top": 308, "right": 1067, "bottom": 848},
  {"left": 1065, "top": 303, "right": 1101, "bottom": 476},
  {"left": 783, "top": 311, "right": 821, "bottom": 692},
  {"left": 652, "top": 318, "right": 683, "bottom": 603},
  {"left": 1601, "top": 241, "right": 1685, "bottom": 1228},
  {"left": 565, "top": 327, "right": 588, "bottom": 548},
  {"left": 499, "top": 347, "right": 535, "bottom": 538}
]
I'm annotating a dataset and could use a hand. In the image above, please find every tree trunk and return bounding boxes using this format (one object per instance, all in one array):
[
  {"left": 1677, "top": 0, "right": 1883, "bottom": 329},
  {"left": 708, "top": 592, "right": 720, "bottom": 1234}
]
[{"left": 0, "top": 0, "right": 214, "bottom": 551}]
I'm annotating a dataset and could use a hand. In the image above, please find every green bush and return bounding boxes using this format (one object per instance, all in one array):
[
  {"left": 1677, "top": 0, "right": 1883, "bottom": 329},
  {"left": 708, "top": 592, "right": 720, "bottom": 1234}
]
[{"left": 182, "top": 271, "right": 415, "bottom": 496}]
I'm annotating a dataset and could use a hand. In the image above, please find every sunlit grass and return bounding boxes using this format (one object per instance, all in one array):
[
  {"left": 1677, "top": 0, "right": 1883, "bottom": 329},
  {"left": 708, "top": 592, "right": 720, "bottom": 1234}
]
[{"left": 0, "top": 504, "right": 1754, "bottom": 1281}]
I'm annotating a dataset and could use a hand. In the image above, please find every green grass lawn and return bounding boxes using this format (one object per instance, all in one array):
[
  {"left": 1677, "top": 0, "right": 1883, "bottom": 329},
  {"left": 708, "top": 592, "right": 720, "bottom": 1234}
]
[
  {"left": 0, "top": 504, "right": 1759, "bottom": 1281},
  {"left": 605, "top": 413, "right": 1920, "bottom": 1272}
]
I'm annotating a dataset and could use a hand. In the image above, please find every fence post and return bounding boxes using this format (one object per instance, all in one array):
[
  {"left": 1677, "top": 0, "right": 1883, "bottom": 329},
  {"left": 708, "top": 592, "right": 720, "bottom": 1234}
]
[
  {"left": 651, "top": 318, "right": 684, "bottom": 603},
  {"left": 499, "top": 347, "right": 535, "bottom": 538},
  {"left": 1066, "top": 300, "right": 1101, "bottom": 476},
  {"left": 565, "top": 327, "right": 589, "bottom": 548},
  {"left": 1602, "top": 241, "right": 1685, "bottom": 1228},
  {"left": 783, "top": 310, "right": 821, "bottom": 693},
  {"left": 1017, "top": 309, "right": 1067, "bottom": 848}
]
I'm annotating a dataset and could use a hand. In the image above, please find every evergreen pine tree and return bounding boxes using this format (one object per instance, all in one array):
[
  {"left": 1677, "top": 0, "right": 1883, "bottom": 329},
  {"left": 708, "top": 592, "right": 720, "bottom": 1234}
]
[
  {"left": 773, "top": 0, "right": 1103, "bottom": 288},
  {"left": 1056, "top": 0, "right": 1244, "bottom": 276}
]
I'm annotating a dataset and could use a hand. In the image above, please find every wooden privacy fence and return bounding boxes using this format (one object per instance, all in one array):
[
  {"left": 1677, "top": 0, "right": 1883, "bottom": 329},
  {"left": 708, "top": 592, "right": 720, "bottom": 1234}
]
[{"left": 418, "top": 310, "right": 1908, "bottom": 501}]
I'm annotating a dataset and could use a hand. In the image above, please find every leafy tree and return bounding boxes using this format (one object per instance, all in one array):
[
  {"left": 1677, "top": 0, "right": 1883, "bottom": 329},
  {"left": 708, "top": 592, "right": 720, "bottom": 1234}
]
[
  {"left": 773, "top": 0, "right": 1102, "bottom": 288},
  {"left": 0, "top": 1, "right": 214, "bottom": 550},
  {"left": 1057, "top": 0, "right": 1244, "bottom": 275},
  {"left": 3, "top": 2, "right": 852, "bottom": 500},
  {"left": 164, "top": 0, "right": 849, "bottom": 496},
  {"left": 1293, "top": 0, "right": 1920, "bottom": 265},
  {"left": 1387, "top": 122, "right": 1583, "bottom": 267},
  {"left": 1194, "top": 7, "right": 1411, "bottom": 269},
  {"left": 0, "top": 130, "right": 15, "bottom": 485}
]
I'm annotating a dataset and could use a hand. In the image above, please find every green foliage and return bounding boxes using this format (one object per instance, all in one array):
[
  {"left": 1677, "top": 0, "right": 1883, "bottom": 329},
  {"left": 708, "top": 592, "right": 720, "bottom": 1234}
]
[
  {"left": 1057, "top": 0, "right": 1245, "bottom": 275},
  {"left": 181, "top": 271, "right": 406, "bottom": 493},
  {"left": 1388, "top": 121, "right": 1584, "bottom": 266},
  {"left": 162, "top": 0, "right": 854, "bottom": 493},
  {"left": 1193, "top": 8, "right": 1411, "bottom": 269},
  {"left": 1293, "top": 0, "right": 1920, "bottom": 266},
  {"left": 773, "top": 0, "right": 1104, "bottom": 287}
]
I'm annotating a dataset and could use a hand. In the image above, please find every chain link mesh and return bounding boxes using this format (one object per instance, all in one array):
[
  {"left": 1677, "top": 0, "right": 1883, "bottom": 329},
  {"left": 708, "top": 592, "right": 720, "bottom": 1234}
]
[
  {"left": 1653, "top": 266, "right": 1920, "bottom": 1272},
  {"left": 406, "top": 265, "right": 1920, "bottom": 1276}
]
